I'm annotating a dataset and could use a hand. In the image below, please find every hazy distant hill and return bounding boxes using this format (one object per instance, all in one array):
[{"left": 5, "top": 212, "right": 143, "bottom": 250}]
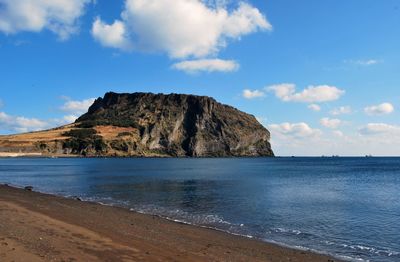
[{"left": 0, "top": 92, "right": 274, "bottom": 157}]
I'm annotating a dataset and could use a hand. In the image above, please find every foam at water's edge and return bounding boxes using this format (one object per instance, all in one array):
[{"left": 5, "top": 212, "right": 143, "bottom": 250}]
[
  {"left": 2, "top": 183, "right": 396, "bottom": 262},
  {"left": 127, "top": 206, "right": 365, "bottom": 262},
  {"left": 78, "top": 201, "right": 400, "bottom": 262},
  {"left": 272, "top": 227, "right": 302, "bottom": 235}
]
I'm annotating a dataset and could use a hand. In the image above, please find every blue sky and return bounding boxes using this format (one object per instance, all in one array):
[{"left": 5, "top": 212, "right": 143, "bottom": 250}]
[{"left": 0, "top": 0, "right": 399, "bottom": 156}]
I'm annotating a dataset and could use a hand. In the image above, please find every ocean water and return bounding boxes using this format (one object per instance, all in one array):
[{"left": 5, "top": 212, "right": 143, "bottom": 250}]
[{"left": 0, "top": 157, "right": 399, "bottom": 262}]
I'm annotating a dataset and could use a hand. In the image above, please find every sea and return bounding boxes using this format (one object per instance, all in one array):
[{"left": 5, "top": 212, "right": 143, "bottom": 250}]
[{"left": 0, "top": 157, "right": 399, "bottom": 262}]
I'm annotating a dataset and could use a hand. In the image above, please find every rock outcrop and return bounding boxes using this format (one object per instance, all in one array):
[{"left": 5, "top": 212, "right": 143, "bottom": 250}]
[{"left": 0, "top": 92, "right": 274, "bottom": 157}]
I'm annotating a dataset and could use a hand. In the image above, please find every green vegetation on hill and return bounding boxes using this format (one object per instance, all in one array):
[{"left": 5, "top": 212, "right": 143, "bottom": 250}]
[{"left": 62, "top": 128, "right": 106, "bottom": 155}]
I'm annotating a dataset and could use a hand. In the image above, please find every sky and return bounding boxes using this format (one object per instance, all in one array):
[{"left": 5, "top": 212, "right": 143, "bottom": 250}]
[{"left": 0, "top": 0, "right": 399, "bottom": 156}]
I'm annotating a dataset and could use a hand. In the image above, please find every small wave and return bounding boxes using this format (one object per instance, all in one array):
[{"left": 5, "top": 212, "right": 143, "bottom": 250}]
[
  {"left": 131, "top": 207, "right": 256, "bottom": 239},
  {"left": 80, "top": 196, "right": 132, "bottom": 207},
  {"left": 272, "top": 227, "right": 302, "bottom": 235},
  {"left": 324, "top": 240, "right": 400, "bottom": 259},
  {"left": 335, "top": 255, "right": 368, "bottom": 262},
  {"left": 4, "top": 184, "right": 396, "bottom": 262},
  {"left": 266, "top": 228, "right": 399, "bottom": 261},
  {"left": 131, "top": 205, "right": 234, "bottom": 227},
  {"left": 259, "top": 238, "right": 360, "bottom": 262},
  {"left": 342, "top": 243, "right": 399, "bottom": 257}
]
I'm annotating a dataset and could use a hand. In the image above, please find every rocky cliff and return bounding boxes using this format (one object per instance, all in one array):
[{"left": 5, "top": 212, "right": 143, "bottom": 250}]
[{"left": 0, "top": 92, "right": 274, "bottom": 157}]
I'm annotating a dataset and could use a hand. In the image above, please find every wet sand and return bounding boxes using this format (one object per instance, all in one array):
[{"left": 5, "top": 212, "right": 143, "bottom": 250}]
[{"left": 0, "top": 185, "right": 340, "bottom": 262}]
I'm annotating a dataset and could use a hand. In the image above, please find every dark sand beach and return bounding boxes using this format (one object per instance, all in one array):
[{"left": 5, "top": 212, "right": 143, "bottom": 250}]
[{"left": 0, "top": 185, "right": 339, "bottom": 262}]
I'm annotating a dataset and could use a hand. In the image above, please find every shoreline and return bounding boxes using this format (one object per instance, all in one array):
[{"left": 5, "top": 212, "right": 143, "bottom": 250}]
[
  {"left": 1, "top": 154, "right": 397, "bottom": 159},
  {"left": 0, "top": 184, "right": 341, "bottom": 261},
  {"left": 0, "top": 153, "right": 274, "bottom": 159},
  {"left": 0, "top": 152, "right": 44, "bottom": 158}
]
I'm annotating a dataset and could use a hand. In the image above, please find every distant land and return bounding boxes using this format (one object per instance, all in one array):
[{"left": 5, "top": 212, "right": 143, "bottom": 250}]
[{"left": 0, "top": 92, "right": 274, "bottom": 157}]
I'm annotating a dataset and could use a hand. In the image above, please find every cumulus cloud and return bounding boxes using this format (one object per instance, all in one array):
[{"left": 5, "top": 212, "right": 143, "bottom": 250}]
[
  {"left": 256, "top": 119, "right": 400, "bottom": 156},
  {"left": 0, "top": 111, "right": 78, "bottom": 134},
  {"left": 0, "top": 0, "right": 92, "bottom": 40},
  {"left": 268, "top": 84, "right": 345, "bottom": 103},
  {"left": 0, "top": 97, "right": 94, "bottom": 133},
  {"left": 92, "top": 17, "right": 132, "bottom": 49},
  {"left": 364, "top": 103, "right": 394, "bottom": 116},
  {"left": 0, "top": 111, "right": 49, "bottom": 133},
  {"left": 242, "top": 89, "right": 265, "bottom": 99},
  {"left": 267, "top": 122, "right": 326, "bottom": 156},
  {"left": 332, "top": 130, "right": 344, "bottom": 137},
  {"left": 308, "top": 104, "right": 321, "bottom": 112},
  {"left": 172, "top": 59, "right": 239, "bottom": 73},
  {"left": 320, "top": 117, "right": 342, "bottom": 129},
  {"left": 49, "top": 114, "right": 79, "bottom": 126},
  {"left": 268, "top": 121, "right": 400, "bottom": 156},
  {"left": 359, "top": 123, "right": 400, "bottom": 135},
  {"left": 330, "top": 106, "right": 352, "bottom": 116},
  {"left": 62, "top": 115, "right": 78, "bottom": 123},
  {"left": 92, "top": 0, "right": 271, "bottom": 58},
  {"left": 267, "top": 83, "right": 295, "bottom": 100},
  {"left": 60, "top": 98, "right": 95, "bottom": 115},
  {"left": 268, "top": 122, "right": 321, "bottom": 138}
]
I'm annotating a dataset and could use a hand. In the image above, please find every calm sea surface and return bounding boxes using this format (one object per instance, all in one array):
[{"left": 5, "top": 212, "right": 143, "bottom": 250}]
[{"left": 0, "top": 157, "right": 399, "bottom": 261}]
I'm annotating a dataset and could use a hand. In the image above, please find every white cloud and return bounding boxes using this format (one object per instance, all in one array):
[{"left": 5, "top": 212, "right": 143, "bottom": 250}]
[
  {"left": 92, "top": 17, "right": 132, "bottom": 50},
  {"left": 364, "top": 103, "right": 394, "bottom": 116},
  {"left": 359, "top": 123, "right": 400, "bottom": 135},
  {"left": 268, "top": 121, "right": 400, "bottom": 156},
  {"left": 242, "top": 89, "right": 265, "bottom": 99},
  {"left": 270, "top": 130, "right": 400, "bottom": 156},
  {"left": 63, "top": 115, "right": 78, "bottom": 123},
  {"left": 308, "top": 104, "right": 321, "bottom": 112},
  {"left": 0, "top": 111, "right": 77, "bottom": 134},
  {"left": 172, "top": 59, "right": 239, "bottom": 73},
  {"left": 267, "top": 83, "right": 295, "bottom": 100},
  {"left": 268, "top": 84, "right": 345, "bottom": 103},
  {"left": 60, "top": 98, "right": 95, "bottom": 115},
  {"left": 257, "top": 119, "right": 400, "bottom": 156},
  {"left": 255, "top": 116, "right": 268, "bottom": 126},
  {"left": 0, "top": 98, "right": 93, "bottom": 134},
  {"left": 50, "top": 114, "right": 79, "bottom": 126},
  {"left": 320, "top": 117, "right": 342, "bottom": 129},
  {"left": 268, "top": 122, "right": 321, "bottom": 138},
  {"left": 332, "top": 130, "right": 344, "bottom": 137},
  {"left": 358, "top": 59, "right": 380, "bottom": 66},
  {"left": 345, "top": 59, "right": 382, "bottom": 66},
  {"left": 0, "top": 0, "right": 92, "bottom": 40},
  {"left": 267, "top": 122, "right": 325, "bottom": 156},
  {"left": 92, "top": 0, "right": 271, "bottom": 58},
  {"left": 0, "top": 111, "right": 48, "bottom": 133},
  {"left": 330, "top": 106, "right": 352, "bottom": 116}
]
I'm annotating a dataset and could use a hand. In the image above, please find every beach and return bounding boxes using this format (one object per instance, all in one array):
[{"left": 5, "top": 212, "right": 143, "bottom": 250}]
[
  {"left": 0, "top": 185, "right": 338, "bottom": 262},
  {"left": 0, "top": 153, "right": 43, "bottom": 158}
]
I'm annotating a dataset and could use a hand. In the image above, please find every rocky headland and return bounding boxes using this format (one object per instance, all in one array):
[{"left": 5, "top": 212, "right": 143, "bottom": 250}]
[{"left": 0, "top": 92, "right": 274, "bottom": 157}]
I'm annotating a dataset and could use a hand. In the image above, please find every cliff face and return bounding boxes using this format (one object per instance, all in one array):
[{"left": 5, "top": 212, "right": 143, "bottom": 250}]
[
  {"left": 73, "top": 92, "right": 274, "bottom": 157},
  {"left": 0, "top": 92, "right": 274, "bottom": 157}
]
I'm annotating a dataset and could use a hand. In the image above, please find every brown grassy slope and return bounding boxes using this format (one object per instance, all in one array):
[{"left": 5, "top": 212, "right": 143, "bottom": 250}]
[
  {"left": 0, "top": 124, "right": 140, "bottom": 156},
  {"left": 0, "top": 124, "right": 74, "bottom": 154}
]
